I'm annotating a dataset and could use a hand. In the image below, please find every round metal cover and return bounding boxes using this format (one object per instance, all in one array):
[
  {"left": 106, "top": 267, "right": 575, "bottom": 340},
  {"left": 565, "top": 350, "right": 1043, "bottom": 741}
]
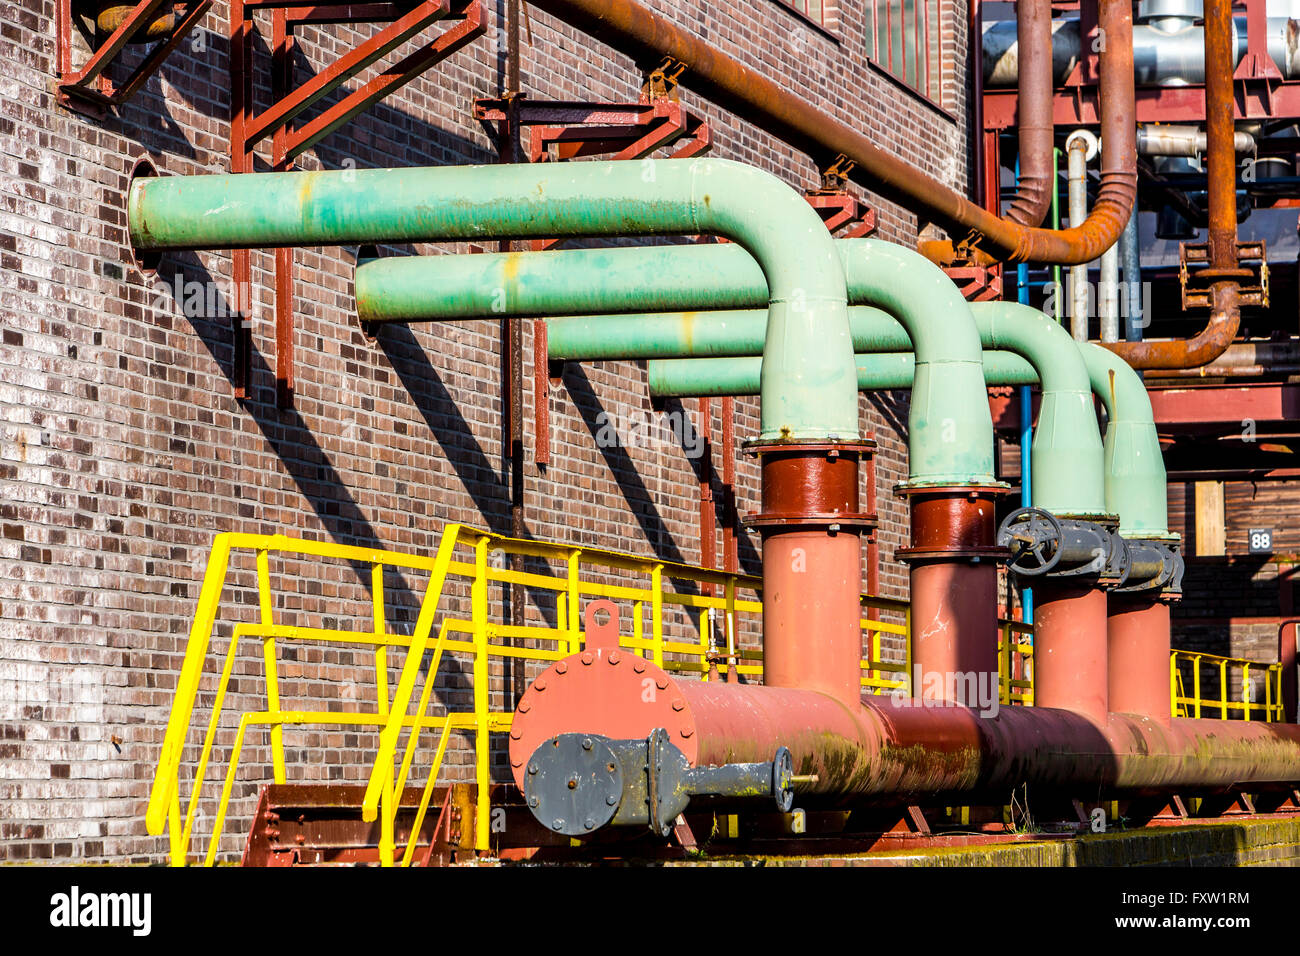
[{"left": 524, "top": 734, "right": 625, "bottom": 837}]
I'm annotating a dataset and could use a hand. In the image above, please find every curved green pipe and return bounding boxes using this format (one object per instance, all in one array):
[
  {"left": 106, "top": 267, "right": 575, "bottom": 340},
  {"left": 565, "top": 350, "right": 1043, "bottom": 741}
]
[
  {"left": 648, "top": 342, "right": 1170, "bottom": 537},
  {"left": 1078, "top": 344, "right": 1175, "bottom": 540},
  {"left": 127, "top": 158, "right": 857, "bottom": 441},
  {"left": 356, "top": 238, "right": 998, "bottom": 488},
  {"left": 554, "top": 301, "right": 1105, "bottom": 517}
]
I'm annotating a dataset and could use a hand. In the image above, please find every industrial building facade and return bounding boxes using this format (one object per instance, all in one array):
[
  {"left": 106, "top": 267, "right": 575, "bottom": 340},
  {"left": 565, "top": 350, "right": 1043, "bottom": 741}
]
[
  {"left": 1, "top": 1, "right": 968, "bottom": 862},
  {"left": 4, "top": 0, "right": 1300, "bottom": 868}
]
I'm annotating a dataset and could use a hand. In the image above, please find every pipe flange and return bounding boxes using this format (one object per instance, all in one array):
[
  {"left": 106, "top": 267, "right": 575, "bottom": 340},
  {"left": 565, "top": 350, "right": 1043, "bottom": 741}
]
[
  {"left": 523, "top": 734, "right": 626, "bottom": 837},
  {"left": 509, "top": 650, "right": 698, "bottom": 788}
]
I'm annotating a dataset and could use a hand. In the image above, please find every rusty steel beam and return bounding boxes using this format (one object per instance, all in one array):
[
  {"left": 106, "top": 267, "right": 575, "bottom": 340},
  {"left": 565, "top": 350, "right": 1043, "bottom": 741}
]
[{"left": 527, "top": 0, "right": 1135, "bottom": 266}]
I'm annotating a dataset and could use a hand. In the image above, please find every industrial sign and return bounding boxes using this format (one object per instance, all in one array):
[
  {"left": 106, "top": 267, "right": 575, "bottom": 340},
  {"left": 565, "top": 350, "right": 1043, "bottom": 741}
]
[{"left": 1248, "top": 528, "right": 1274, "bottom": 554}]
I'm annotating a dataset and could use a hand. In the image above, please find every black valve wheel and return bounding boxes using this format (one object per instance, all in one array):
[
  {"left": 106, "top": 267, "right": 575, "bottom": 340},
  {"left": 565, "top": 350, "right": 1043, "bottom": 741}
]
[
  {"left": 998, "top": 507, "right": 1064, "bottom": 577},
  {"left": 772, "top": 746, "right": 794, "bottom": 813}
]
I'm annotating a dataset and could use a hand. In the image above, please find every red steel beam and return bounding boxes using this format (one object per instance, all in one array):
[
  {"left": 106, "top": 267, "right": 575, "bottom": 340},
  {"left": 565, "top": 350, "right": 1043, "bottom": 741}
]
[
  {"left": 242, "top": 0, "right": 453, "bottom": 148},
  {"left": 285, "top": 2, "right": 484, "bottom": 159},
  {"left": 1147, "top": 384, "right": 1300, "bottom": 426}
]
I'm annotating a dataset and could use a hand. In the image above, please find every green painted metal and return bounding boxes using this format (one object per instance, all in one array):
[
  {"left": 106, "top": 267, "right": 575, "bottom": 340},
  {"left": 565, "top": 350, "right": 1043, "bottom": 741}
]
[
  {"left": 556, "top": 300, "right": 1105, "bottom": 515},
  {"left": 547, "top": 307, "right": 904, "bottom": 359},
  {"left": 975, "top": 302, "right": 1106, "bottom": 517},
  {"left": 356, "top": 239, "right": 998, "bottom": 487},
  {"left": 646, "top": 350, "right": 1039, "bottom": 395},
  {"left": 1078, "top": 343, "right": 1176, "bottom": 540},
  {"left": 127, "top": 159, "right": 857, "bottom": 441}
]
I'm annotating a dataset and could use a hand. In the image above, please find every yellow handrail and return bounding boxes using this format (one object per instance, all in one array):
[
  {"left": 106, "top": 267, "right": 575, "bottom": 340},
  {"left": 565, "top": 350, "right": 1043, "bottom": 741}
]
[
  {"left": 169, "top": 526, "right": 1300, "bottom": 866},
  {"left": 1170, "top": 649, "right": 1283, "bottom": 723}
]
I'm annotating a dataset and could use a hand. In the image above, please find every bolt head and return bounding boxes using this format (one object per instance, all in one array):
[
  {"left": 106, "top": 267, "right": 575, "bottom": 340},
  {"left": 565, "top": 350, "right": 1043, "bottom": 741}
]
[
  {"left": 534, "top": 678, "right": 547, "bottom": 692},
  {"left": 632, "top": 660, "right": 646, "bottom": 673},
  {"left": 582, "top": 737, "right": 592, "bottom": 750},
  {"left": 656, "top": 677, "right": 669, "bottom": 690},
  {"left": 584, "top": 818, "right": 595, "bottom": 830},
  {"left": 581, "top": 652, "right": 594, "bottom": 665},
  {"left": 528, "top": 762, "right": 538, "bottom": 775},
  {"left": 671, "top": 700, "right": 684, "bottom": 712},
  {"left": 555, "top": 661, "right": 568, "bottom": 674},
  {"left": 608, "top": 650, "right": 621, "bottom": 665},
  {"left": 528, "top": 796, "right": 539, "bottom": 808}
]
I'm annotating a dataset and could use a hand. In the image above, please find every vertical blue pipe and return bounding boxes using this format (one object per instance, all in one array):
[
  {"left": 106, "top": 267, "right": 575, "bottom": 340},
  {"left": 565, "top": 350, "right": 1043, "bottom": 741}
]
[{"left": 1014, "top": 158, "right": 1034, "bottom": 624}]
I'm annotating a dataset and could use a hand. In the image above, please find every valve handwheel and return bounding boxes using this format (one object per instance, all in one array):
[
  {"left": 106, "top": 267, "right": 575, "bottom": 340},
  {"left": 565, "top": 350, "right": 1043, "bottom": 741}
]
[{"left": 998, "top": 507, "right": 1064, "bottom": 577}]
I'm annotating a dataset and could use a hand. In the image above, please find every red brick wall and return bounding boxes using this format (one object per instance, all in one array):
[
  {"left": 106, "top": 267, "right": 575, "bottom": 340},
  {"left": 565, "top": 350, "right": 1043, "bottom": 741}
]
[{"left": 0, "top": 0, "right": 971, "bottom": 861}]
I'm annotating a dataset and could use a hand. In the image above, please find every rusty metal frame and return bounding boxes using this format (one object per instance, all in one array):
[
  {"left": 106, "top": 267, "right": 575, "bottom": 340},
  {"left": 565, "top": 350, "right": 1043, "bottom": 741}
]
[
  {"left": 56, "top": 0, "right": 214, "bottom": 114},
  {"left": 226, "top": 0, "right": 484, "bottom": 402},
  {"left": 473, "top": 86, "right": 714, "bottom": 469}
]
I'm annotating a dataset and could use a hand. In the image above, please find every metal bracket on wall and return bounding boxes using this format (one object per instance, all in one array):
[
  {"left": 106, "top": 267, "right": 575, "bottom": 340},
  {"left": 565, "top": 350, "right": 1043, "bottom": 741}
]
[
  {"left": 472, "top": 91, "right": 714, "bottom": 467},
  {"left": 229, "top": 0, "right": 485, "bottom": 404},
  {"left": 56, "top": 0, "right": 214, "bottom": 115},
  {"left": 806, "top": 155, "right": 878, "bottom": 238}
]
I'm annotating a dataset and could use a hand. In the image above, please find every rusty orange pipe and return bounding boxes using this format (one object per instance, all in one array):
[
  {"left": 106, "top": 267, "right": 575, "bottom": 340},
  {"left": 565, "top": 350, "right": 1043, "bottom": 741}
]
[
  {"left": 511, "top": 652, "right": 1300, "bottom": 805},
  {"left": 528, "top": 0, "right": 1135, "bottom": 266},
  {"left": 1005, "top": 0, "right": 1055, "bottom": 228},
  {"left": 1102, "top": 0, "right": 1242, "bottom": 371}
]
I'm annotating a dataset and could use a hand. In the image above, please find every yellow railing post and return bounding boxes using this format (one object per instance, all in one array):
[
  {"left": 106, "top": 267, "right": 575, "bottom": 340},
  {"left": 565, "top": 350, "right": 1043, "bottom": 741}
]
[
  {"left": 371, "top": 561, "right": 395, "bottom": 867},
  {"left": 651, "top": 564, "right": 665, "bottom": 669},
  {"left": 256, "top": 549, "right": 285, "bottom": 785},
  {"left": 1219, "top": 659, "right": 1228, "bottom": 719},
  {"left": 1193, "top": 655, "right": 1202, "bottom": 719},
  {"left": 724, "top": 578, "right": 736, "bottom": 679},
  {"left": 1169, "top": 654, "right": 1179, "bottom": 718},
  {"left": 473, "top": 535, "right": 491, "bottom": 853},
  {"left": 566, "top": 550, "right": 581, "bottom": 656},
  {"left": 904, "top": 603, "right": 913, "bottom": 697},
  {"left": 362, "top": 525, "right": 462, "bottom": 823},
  {"left": 147, "top": 534, "right": 235, "bottom": 837}
]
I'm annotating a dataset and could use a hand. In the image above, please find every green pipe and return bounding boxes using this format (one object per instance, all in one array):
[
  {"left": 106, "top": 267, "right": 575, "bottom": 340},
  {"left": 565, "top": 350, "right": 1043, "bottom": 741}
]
[
  {"left": 1078, "top": 344, "right": 1175, "bottom": 540},
  {"left": 357, "top": 238, "right": 998, "bottom": 488},
  {"left": 647, "top": 351, "right": 1040, "bottom": 396},
  {"left": 127, "top": 159, "right": 857, "bottom": 442},
  {"left": 556, "top": 301, "right": 1104, "bottom": 516},
  {"left": 547, "top": 307, "right": 904, "bottom": 359}
]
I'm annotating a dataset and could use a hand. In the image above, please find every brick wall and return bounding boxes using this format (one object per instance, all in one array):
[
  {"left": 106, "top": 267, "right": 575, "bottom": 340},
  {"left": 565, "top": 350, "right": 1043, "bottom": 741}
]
[{"left": 0, "top": 0, "right": 971, "bottom": 861}]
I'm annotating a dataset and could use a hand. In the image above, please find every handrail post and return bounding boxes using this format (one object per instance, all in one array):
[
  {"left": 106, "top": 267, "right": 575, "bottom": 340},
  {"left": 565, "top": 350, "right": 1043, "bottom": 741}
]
[
  {"left": 566, "top": 550, "right": 581, "bottom": 656},
  {"left": 362, "top": 525, "right": 462, "bottom": 823},
  {"left": 256, "top": 549, "right": 286, "bottom": 785},
  {"left": 1169, "top": 653, "right": 1178, "bottom": 719},
  {"left": 1193, "top": 655, "right": 1203, "bottom": 719},
  {"left": 651, "top": 563, "right": 665, "bottom": 669},
  {"left": 147, "top": 534, "right": 235, "bottom": 836},
  {"left": 372, "top": 560, "right": 395, "bottom": 866},
  {"left": 473, "top": 536, "right": 490, "bottom": 853}
]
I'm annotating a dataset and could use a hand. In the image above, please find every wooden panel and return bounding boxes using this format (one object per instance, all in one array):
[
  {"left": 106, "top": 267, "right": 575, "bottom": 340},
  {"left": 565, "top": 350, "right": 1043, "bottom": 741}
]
[{"left": 1194, "top": 481, "right": 1227, "bottom": 557}]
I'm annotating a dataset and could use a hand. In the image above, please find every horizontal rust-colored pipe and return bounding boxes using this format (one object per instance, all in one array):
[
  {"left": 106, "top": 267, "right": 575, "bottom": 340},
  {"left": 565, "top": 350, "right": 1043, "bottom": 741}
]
[
  {"left": 510, "top": 650, "right": 1300, "bottom": 808},
  {"left": 528, "top": 0, "right": 1135, "bottom": 266},
  {"left": 1101, "top": 0, "right": 1242, "bottom": 371}
]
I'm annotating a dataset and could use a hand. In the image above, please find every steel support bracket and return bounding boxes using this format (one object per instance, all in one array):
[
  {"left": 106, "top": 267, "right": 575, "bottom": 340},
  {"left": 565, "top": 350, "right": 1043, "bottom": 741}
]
[
  {"left": 1180, "top": 240, "right": 1270, "bottom": 309},
  {"left": 56, "top": 0, "right": 214, "bottom": 115}
]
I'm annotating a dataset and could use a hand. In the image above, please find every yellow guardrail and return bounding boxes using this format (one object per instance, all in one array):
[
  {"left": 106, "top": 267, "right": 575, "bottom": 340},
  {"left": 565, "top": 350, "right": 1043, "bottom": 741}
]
[
  {"left": 148, "top": 525, "right": 925, "bottom": 866},
  {"left": 1170, "top": 649, "right": 1284, "bottom": 722},
  {"left": 999, "top": 620, "right": 1035, "bottom": 706},
  {"left": 154, "top": 525, "right": 1289, "bottom": 866}
]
